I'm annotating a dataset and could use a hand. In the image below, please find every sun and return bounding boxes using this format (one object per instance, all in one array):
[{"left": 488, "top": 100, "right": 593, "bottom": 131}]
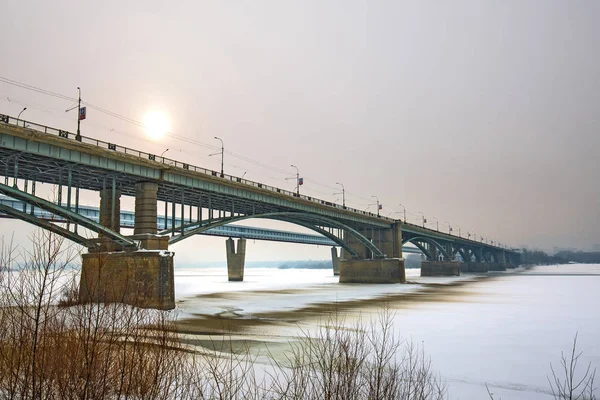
[{"left": 143, "top": 111, "right": 169, "bottom": 140}]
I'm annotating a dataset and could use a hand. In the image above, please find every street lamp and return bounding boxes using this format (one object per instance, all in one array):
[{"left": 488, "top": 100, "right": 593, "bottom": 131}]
[
  {"left": 431, "top": 216, "right": 439, "bottom": 231},
  {"left": 418, "top": 212, "right": 426, "bottom": 227},
  {"left": 17, "top": 107, "right": 27, "bottom": 126},
  {"left": 371, "top": 195, "right": 381, "bottom": 217},
  {"left": 287, "top": 164, "right": 300, "bottom": 195},
  {"left": 334, "top": 182, "right": 346, "bottom": 207},
  {"left": 242, "top": 171, "right": 247, "bottom": 179},
  {"left": 398, "top": 203, "right": 406, "bottom": 222},
  {"left": 160, "top": 148, "right": 169, "bottom": 158},
  {"left": 445, "top": 221, "right": 453, "bottom": 235},
  {"left": 456, "top": 225, "right": 462, "bottom": 238},
  {"left": 209, "top": 137, "right": 224, "bottom": 177},
  {"left": 65, "top": 87, "right": 83, "bottom": 141}
]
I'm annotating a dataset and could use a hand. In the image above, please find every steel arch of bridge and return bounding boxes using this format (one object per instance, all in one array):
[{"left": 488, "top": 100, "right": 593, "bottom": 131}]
[
  {"left": 161, "top": 212, "right": 385, "bottom": 258},
  {"left": 0, "top": 203, "right": 96, "bottom": 248},
  {"left": 0, "top": 182, "right": 137, "bottom": 249},
  {"left": 402, "top": 236, "right": 451, "bottom": 261}
]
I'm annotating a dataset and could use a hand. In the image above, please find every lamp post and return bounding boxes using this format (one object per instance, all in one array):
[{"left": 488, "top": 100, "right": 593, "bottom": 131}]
[
  {"left": 398, "top": 204, "right": 406, "bottom": 222},
  {"left": 291, "top": 164, "right": 300, "bottom": 195},
  {"left": 65, "top": 87, "right": 83, "bottom": 141},
  {"left": 418, "top": 212, "right": 426, "bottom": 227},
  {"left": 456, "top": 225, "right": 461, "bottom": 238},
  {"left": 160, "top": 148, "right": 169, "bottom": 158},
  {"left": 209, "top": 137, "right": 224, "bottom": 177},
  {"left": 334, "top": 182, "right": 346, "bottom": 207},
  {"left": 431, "top": 216, "right": 439, "bottom": 231},
  {"left": 17, "top": 107, "right": 27, "bottom": 126},
  {"left": 445, "top": 221, "right": 453, "bottom": 235},
  {"left": 371, "top": 195, "right": 380, "bottom": 217},
  {"left": 242, "top": 172, "right": 247, "bottom": 179}
]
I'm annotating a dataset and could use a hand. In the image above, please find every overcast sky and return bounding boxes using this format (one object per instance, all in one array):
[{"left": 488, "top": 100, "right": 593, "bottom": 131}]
[{"left": 1, "top": 0, "right": 599, "bottom": 260}]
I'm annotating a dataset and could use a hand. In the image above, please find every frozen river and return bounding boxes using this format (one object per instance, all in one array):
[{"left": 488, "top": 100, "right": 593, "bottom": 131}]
[{"left": 174, "top": 264, "right": 600, "bottom": 399}]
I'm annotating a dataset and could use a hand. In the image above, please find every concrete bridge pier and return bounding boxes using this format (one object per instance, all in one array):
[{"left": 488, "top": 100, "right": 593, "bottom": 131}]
[
  {"left": 98, "top": 187, "right": 121, "bottom": 251},
  {"left": 80, "top": 181, "right": 176, "bottom": 310},
  {"left": 331, "top": 247, "right": 340, "bottom": 276},
  {"left": 460, "top": 262, "right": 489, "bottom": 273},
  {"left": 421, "top": 261, "right": 461, "bottom": 276},
  {"left": 226, "top": 237, "right": 246, "bottom": 281},
  {"left": 339, "top": 223, "right": 405, "bottom": 283}
]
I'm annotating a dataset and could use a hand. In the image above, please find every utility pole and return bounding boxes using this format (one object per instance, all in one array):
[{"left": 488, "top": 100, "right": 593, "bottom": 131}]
[
  {"left": 334, "top": 182, "right": 345, "bottom": 207},
  {"left": 291, "top": 165, "right": 300, "bottom": 195},
  {"left": 399, "top": 203, "right": 406, "bottom": 222},
  {"left": 371, "top": 195, "right": 380, "bottom": 217},
  {"left": 65, "top": 87, "right": 84, "bottom": 141},
  {"left": 210, "top": 137, "right": 224, "bottom": 177}
]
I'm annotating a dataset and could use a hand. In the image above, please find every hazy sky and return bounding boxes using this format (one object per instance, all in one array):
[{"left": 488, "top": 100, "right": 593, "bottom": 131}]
[{"left": 1, "top": 0, "right": 599, "bottom": 261}]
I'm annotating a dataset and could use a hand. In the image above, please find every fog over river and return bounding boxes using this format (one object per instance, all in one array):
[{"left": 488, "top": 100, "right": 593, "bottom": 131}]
[{"left": 174, "top": 264, "right": 600, "bottom": 399}]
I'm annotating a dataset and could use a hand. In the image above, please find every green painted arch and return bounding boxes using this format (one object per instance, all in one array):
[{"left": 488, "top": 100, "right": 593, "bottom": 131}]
[
  {"left": 402, "top": 236, "right": 451, "bottom": 260},
  {"left": 0, "top": 182, "right": 137, "bottom": 249},
  {"left": 411, "top": 241, "right": 431, "bottom": 259},
  {"left": 0, "top": 203, "right": 96, "bottom": 249},
  {"left": 166, "top": 212, "right": 383, "bottom": 257}
]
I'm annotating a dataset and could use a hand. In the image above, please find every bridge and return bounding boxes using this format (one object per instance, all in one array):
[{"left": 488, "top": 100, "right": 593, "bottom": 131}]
[
  {"left": 0, "top": 113, "right": 520, "bottom": 309},
  {"left": 0, "top": 194, "right": 424, "bottom": 253}
]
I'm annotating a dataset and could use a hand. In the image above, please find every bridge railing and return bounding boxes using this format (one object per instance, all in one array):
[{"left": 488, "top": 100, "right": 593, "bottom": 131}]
[{"left": 1, "top": 114, "right": 396, "bottom": 221}]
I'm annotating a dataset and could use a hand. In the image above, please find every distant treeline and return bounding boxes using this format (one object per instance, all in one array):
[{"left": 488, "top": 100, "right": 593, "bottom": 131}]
[
  {"left": 522, "top": 249, "right": 600, "bottom": 265},
  {"left": 278, "top": 260, "right": 331, "bottom": 269},
  {"left": 554, "top": 250, "right": 600, "bottom": 264}
]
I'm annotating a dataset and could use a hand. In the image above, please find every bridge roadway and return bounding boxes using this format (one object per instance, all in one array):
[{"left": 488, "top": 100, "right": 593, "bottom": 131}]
[
  {"left": 0, "top": 195, "right": 424, "bottom": 254},
  {"left": 0, "top": 113, "right": 520, "bottom": 309}
]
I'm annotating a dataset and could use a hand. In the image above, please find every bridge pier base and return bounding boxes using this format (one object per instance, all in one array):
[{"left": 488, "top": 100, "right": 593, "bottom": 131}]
[
  {"left": 331, "top": 247, "right": 340, "bottom": 276},
  {"left": 339, "top": 258, "right": 405, "bottom": 283},
  {"left": 460, "top": 262, "right": 489, "bottom": 273},
  {"left": 80, "top": 181, "right": 176, "bottom": 310},
  {"left": 226, "top": 238, "right": 246, "bottom": 281},
  {"left": 79, "top": 246, "right": 175, "bottom": 310},
  {"left": 487, "top": 263, "right": 507, "bottom": 271},
  {"left": 421, "top": 261, "right": 461, "bottom": 276}
]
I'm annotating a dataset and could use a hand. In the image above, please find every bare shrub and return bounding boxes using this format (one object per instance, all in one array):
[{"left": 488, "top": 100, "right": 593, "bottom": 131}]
[
  {"left": 548, "top": 333, "right": 597, "bottom": 400},
  {"left": 0, "top": 230, "right": 446, "bottom": 400},
  {"left": 267, "top": 306, "right": 446, "bottom": 400}
]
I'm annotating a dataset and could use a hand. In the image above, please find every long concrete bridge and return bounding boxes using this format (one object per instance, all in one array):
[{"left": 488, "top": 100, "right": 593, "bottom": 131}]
[
  {"left": 0, "top": 194, "right": 424, "bottom": 253},
  {"left": 0, "top": 114, "right": 520, "bottom": 309}
]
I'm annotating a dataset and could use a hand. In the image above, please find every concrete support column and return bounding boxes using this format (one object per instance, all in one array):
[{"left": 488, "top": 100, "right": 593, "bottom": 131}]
[
  {"left": 99, "top": 188, "right": 121, "bottom": 251},
  {"left": 444, "top": 244, "right": 455, "bottom": 261},
  {"left": 429, "top": 244, "right": 438, "bottom": 261},
  {"left": 331, "top": 247, "right": 340, "bottom": 276},
  {"left": 99, "top": 188, "right": 121, "bottom": 232},
  {"left": 134, "top": 182, "right": 158, "bottom": 235},
  {"left": 475, "top": 248, "right": 484, "bottom": 262},
  {"left": 342, "top": 230, "right": 363, "bottom": 260},
  {"left": 497, "top": 251, "right": 506, "bottom": 264},
  {"left": 378, "top": 223, "right": 403, "bottom": 259},
  {"left": 226, "top": 238, "right": 246, "bottom": 281}
]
